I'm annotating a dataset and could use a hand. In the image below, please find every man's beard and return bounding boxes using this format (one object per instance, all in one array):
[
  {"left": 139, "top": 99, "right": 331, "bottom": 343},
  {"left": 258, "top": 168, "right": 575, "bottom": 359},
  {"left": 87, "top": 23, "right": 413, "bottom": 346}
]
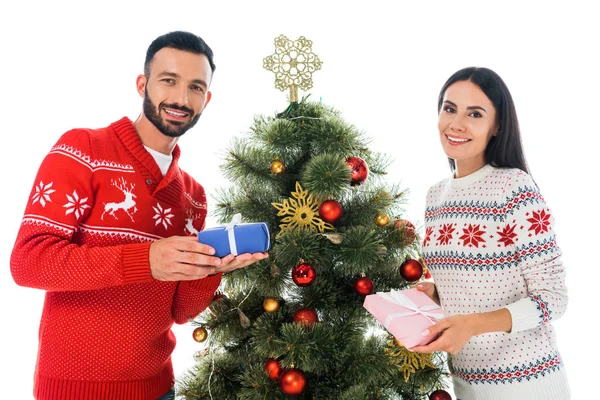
[{"left": 143, "top": 88, "right": 201, "bottom": 138}]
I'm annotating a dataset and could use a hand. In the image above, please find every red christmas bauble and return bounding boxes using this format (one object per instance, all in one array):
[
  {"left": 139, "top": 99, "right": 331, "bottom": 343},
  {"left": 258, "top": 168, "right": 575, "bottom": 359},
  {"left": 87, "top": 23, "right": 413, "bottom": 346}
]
[
  {"left": 354, "top": 276, "right": 374, "bottom": 296},
  {"left": 293, "top": 307, "right": 319, "bottom": 328},
  {"left": 264, "top": 358, "right": 282, "bottom": 380},
  {"left": 394, "top": 218, "right": 416, "bottom": 247},
  {"left": 346, "top": 156, "right": 369, "bottom": 185},
  {"left": 319, "top": 199, "right": 343, "bottom": 224},
  {"left": 425, "top": 270, "right": 432, "bottom": 279},
  {"left": 279, "top": 368, "right": 307, "bottom": 396},
  {"left": 292, "top": 263, "right": 316, "bottom": 287},
  {"left": 429, "top": 389, "right": 452, "bottom": 400},
  {"left": 400, "top": 259, "right": 423, "bottom": 282}
]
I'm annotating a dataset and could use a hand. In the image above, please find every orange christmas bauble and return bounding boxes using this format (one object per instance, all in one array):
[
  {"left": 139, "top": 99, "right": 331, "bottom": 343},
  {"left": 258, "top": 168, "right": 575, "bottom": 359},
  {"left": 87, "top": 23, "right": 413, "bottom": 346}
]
[
  {"left": 192, "top": 327, "right": 208, "bottom": 343},
  {"left": 375, "top": 212, "right": 390, "bottom": 227},
  {"left": 263, "top": 297, "right": 280, "bottom": 313},
  {"left": 270, "top": 159, "right": 285, "bottom": 175}
]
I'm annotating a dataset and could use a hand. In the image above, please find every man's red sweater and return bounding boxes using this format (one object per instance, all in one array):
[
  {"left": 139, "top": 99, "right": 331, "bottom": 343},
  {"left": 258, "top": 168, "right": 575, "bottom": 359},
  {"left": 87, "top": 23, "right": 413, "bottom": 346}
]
[{"left": 10, "top": 117, "right": 221, "bottom": 400}]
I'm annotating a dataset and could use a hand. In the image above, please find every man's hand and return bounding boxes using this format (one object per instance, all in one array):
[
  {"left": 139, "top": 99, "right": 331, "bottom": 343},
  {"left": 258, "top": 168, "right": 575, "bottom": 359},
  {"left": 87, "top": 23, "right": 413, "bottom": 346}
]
[
  {"left": 149, "top": 236, "right": 269, "bottom": 281},
  {"left": 216, "top": 252, "right": 269, "bottom": 275}
]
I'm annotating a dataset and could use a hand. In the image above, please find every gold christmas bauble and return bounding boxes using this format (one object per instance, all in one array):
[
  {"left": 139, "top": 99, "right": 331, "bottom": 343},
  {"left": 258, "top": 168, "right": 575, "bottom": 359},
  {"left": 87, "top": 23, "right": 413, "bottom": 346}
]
[
  {"left": 270, "top": 159, "right": 286, "bottom": 175},
  {"left": 375, "top": 212, "right": 390, "bottom": 227},
  {"left": 263, "top": 297, "right": 280, "bottom": 313},
  {"left": 192, "top": 327, "right": 208, "bottom": 343}
]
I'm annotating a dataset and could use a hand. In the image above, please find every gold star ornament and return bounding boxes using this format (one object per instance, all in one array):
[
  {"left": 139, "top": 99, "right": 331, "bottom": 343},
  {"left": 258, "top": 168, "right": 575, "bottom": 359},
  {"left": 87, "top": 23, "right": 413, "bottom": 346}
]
[
  {"left": 272, "top": 181, "right": 334, "bottom": 236},
  {"left": 263, "top": 35, "right": 322, "bottom": 103},
  {"left": 384, "top": 339, "right": 435, "bottom": 382}
]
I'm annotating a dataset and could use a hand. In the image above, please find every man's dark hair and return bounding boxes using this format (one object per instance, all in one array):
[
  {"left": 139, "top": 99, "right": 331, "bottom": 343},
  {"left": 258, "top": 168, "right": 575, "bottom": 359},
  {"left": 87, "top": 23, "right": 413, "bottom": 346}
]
[{"left": 144, "top": 31, "right": 216, "bottom": 76}]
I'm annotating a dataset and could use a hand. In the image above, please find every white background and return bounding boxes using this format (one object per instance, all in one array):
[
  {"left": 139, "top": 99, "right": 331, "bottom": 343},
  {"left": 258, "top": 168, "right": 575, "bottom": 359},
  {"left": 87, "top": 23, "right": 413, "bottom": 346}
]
[{"left": 0, "top": 1, "right": 597, "bottom": 399}]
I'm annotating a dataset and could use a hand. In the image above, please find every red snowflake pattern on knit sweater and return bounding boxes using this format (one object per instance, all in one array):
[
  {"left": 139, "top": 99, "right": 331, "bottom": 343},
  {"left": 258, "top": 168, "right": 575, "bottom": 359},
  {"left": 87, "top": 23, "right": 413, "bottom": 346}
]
[
  {"left": 437, "top": 223, "right": 455, "bottom": 245},
  {"left": 497, "top": 224, "right": 518, "bottom": 247},
  {"left": 528, "top": 209, "right": 551, "bottom": 235},
  {"left": 421, "top": 165, "right": 569, "bottom": 399},
  {"left": 459, "top": 224, "right": 486, "bottom": 248}
]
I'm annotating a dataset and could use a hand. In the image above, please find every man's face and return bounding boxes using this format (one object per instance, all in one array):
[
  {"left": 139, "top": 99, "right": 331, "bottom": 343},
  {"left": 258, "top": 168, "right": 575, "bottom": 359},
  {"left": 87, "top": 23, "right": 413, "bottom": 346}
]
[{"left": 141, "top": 47, "right": 212, "bottom": 138}]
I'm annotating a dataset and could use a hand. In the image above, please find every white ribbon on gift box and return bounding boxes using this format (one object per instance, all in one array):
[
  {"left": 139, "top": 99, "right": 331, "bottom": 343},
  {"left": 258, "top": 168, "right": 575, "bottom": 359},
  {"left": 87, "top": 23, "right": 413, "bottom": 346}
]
[
  {"left": 225, "top": 213, "right": 242, "bottom": 256},
  {"left": 377, "top": 290, "right": 444, "bottom": 329}
]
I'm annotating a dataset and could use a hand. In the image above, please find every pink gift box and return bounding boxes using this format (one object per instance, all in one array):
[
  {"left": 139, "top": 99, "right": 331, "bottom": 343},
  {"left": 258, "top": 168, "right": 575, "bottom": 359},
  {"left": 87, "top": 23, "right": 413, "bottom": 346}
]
[{"left": 363, "top": 287, "right": 448, "bottom": 349}]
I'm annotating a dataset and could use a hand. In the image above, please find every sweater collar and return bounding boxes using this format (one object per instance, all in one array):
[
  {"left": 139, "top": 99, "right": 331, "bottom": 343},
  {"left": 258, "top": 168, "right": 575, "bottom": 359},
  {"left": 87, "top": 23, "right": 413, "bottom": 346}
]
[
  {"left": 109, "top": 117, "right": 181, "bottom": 183},
  {"left": 450, "top": 164, "right": 495, "bottom": 189}
]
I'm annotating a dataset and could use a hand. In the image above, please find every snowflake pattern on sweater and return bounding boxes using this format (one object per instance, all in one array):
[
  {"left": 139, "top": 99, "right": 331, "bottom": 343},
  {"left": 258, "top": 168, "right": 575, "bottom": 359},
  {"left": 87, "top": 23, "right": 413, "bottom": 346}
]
[{"left": 422, "top": 164, "right": 569, "bottom": 399}]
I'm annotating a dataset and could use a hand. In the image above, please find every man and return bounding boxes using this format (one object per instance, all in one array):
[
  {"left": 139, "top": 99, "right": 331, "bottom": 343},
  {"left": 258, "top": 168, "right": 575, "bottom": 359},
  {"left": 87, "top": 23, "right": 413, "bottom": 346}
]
[{"left": 10, "top": 31, "right": 268, "bottom": 400}]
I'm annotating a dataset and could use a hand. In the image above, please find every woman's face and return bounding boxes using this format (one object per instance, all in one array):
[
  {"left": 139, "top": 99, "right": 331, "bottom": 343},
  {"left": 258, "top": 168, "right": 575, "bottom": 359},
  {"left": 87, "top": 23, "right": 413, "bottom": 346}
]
[{"left": 438, "top": 80, "right": 497, "bottom": 175}]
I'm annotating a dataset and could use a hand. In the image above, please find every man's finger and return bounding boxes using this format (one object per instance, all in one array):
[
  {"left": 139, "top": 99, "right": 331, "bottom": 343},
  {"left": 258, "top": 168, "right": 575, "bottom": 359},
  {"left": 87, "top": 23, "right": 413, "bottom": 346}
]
[
  {"left": 176, "top": 237, "right": 216, "bottom": 255},
  {"left": 181, "top": 264, "right": 215, "bottom": 278},
  {"left": 179, "top": 252, "right": 222, "bottom": 266}
]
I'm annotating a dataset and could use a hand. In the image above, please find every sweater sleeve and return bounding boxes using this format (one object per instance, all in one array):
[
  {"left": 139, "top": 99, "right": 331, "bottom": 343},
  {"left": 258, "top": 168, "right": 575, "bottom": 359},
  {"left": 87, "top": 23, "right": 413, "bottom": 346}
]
[
  {"left": 171, "top": 273, "right": 223, "bottom": 324},
  {"left": 170, "top": 175, "right": 222, "bottom": 323},
  {"left": 10, "top": 129, "right": 154, "bottom": 291},
  {"left": 503, "top": 172, "right": 568, "bottom": 333}
]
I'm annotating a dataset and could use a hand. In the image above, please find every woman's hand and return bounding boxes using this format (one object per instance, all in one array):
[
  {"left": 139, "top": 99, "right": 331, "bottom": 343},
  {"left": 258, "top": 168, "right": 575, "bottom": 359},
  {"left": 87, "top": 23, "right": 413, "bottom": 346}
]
[
  {"left": 409, "top": 309, "right": 512, "bottom": 354},
  {"left": 416, "top": 281, "right": 440, "bottom": 305},
  {"left": 410, "top": 314, "right": 476, "bottom": 354}
]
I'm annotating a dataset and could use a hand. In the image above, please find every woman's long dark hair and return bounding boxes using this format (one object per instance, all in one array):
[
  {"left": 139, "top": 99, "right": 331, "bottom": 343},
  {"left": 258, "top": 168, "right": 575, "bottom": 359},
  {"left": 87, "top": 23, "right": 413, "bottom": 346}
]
[{"left": 437, "top": 67, "right": 529, "bottom": 174}]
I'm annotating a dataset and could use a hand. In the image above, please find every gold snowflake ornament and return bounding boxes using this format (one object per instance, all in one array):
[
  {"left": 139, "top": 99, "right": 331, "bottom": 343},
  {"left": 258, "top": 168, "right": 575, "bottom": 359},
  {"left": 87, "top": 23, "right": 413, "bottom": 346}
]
[
  {"left": 263, "top": 35, "right": 322, "bottom": 103},
  {"left": 384, "top": 339, "right": 435, "bottom": 382},
  {"left": 272, "top": 181, "right": 333, "bottom": 235}
]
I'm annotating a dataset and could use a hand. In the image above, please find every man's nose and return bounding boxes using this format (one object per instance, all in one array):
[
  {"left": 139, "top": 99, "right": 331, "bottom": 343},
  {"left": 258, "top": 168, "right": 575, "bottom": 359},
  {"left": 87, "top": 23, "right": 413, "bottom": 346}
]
[{"left": 171, "top": 85, "right": 189, "bottom": 107}]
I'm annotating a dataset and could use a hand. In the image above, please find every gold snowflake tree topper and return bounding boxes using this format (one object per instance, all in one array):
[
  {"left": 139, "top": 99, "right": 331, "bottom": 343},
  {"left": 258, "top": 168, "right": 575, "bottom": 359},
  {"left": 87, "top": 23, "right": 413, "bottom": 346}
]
[
  {"left": 263, "top": 35, "right": 322, "bottom": 103},
  {"left": 272, "top": 181, "right": 334, "bottom": 235}
]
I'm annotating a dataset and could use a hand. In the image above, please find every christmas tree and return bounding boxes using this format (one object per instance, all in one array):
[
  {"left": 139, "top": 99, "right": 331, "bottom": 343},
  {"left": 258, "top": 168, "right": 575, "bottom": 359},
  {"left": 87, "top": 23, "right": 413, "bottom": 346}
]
[{"left": 178, "top": 35, "right": 450, "bottom": 400}]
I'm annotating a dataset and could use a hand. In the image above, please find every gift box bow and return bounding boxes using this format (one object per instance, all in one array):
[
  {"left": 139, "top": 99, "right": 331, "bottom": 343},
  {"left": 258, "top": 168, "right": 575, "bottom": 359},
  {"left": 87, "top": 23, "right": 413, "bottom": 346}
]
[
  {"left": 225, "top": 213, "right": 243, "bottom": 255},
  {"left": 377, "top": 290, "right": 444, "bottom": 328}
]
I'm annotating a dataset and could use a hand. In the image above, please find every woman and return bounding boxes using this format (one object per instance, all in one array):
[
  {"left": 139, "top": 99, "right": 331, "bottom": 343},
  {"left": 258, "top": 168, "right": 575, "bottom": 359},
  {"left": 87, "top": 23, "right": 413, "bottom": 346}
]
[{"left": 412, "top": 67, "right": 570, "bottom": 399}]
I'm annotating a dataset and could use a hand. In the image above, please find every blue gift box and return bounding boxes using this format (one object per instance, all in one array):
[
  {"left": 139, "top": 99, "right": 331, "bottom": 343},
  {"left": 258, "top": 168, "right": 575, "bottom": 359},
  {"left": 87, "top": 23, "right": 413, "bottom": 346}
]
[{"left": 197, "top": 214, "right": 270, "bottom": 258}]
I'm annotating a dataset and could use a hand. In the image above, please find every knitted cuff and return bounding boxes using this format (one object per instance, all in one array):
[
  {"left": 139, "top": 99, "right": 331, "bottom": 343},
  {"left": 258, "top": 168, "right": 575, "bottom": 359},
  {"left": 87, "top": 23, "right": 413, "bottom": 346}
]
[
  {"left": 121, "top": 242, "right": 154, "bottom": 284},
  {"left": 505, "top": 298, "right": 541, "bottom": 333}
]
